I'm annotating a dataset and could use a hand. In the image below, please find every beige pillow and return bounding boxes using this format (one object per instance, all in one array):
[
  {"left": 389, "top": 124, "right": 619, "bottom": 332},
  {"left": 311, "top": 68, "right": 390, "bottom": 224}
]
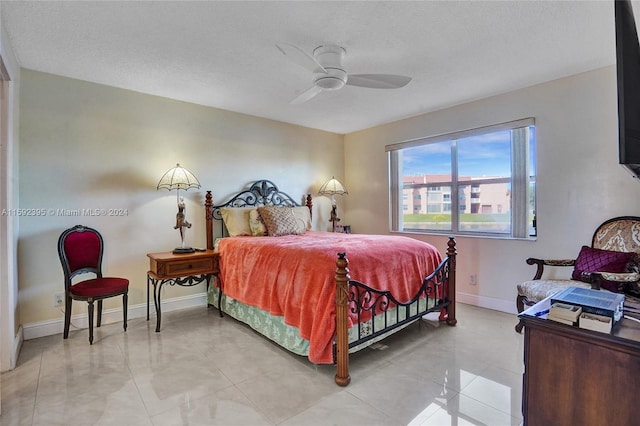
[
  {"left": 220, "top": 207, "right": 254, "bottom": 236},
  {"left": 291, "top": 206, "right": 312, "bottom": 233},
  {"left": 257, "top": 206, "right": 303, "bottom": 237},
  {"left": 249, "top": 209, "right": 268, "bottom": 236}
]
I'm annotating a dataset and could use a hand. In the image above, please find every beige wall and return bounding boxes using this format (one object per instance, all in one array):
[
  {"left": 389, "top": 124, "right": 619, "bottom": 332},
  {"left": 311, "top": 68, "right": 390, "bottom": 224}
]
[
  {"left": 17, "top": 64, "right": 640, "bottom": 335},
  {"left": 18, "top": 70, "right": 343, "bottom": 328},
  {"left": 344, "top": 65, "right": 640, "bottom": 313}
]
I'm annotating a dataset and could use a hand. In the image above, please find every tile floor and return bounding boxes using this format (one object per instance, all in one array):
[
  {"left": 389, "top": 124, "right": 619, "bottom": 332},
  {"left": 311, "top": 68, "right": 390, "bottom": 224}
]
[{"left": 1, "top": 303, "right": 524, "bottom": 425}]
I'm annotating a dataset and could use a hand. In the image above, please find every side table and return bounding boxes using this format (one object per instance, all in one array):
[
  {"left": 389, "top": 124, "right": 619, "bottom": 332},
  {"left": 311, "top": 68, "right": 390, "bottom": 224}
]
[
  {"left": 519, "top": 297, "right": 640, "bottom": 425},
  {"left": 146, "top": 250, "right": 219, "bottom": 332}
]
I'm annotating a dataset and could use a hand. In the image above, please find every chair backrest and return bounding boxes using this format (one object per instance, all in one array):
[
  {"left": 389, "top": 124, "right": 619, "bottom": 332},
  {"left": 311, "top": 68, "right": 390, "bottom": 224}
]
[
  {"left": 592, "top": 216, "right": 640, "bottom": 254},
  {"left": 58, "top": 225, "right": 104, "bottom": 284}
]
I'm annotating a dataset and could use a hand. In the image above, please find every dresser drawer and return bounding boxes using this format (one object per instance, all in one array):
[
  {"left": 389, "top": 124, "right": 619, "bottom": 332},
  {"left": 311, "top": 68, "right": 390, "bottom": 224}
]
[{"left": 164, "top": 258, "right": 214, "bottom": 276}]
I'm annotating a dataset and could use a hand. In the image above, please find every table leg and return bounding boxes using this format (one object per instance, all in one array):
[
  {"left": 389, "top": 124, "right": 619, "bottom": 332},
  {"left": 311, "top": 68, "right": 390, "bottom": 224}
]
[
  {"left": 148, "top": 273, "right": 211, "bottom": 331},
  {"left": 153, "top": 279, "right": 163, "bottom": 332},
  {"left": 217, "top": 277, "right": 224, "bottom": 318},
  {"left": 146, "top": 274, "right": 150, "bottom": 320},
  {"left": 209, "top": 274, "right": 224, "bottom": 318}
]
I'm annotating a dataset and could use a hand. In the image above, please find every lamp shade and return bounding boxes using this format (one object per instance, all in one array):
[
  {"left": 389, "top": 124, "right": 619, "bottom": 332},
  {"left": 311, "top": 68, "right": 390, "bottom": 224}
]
[
  {"left": 157, "top": 163, "right": 201, "bottom": 191},
  {"left": 318, "top": 177, "right": 348, "bottom": 196}
]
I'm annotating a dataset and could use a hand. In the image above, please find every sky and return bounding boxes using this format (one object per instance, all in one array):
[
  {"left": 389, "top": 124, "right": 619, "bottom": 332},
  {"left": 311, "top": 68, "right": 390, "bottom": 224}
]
[{"left": 402, "top": 127, "right": 536, "bottom": 178}]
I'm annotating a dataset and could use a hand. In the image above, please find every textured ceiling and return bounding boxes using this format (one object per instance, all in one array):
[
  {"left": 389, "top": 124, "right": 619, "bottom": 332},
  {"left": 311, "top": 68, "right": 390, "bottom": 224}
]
[{"left": 1, "top": 0, "right": 617, "bottom": 134}]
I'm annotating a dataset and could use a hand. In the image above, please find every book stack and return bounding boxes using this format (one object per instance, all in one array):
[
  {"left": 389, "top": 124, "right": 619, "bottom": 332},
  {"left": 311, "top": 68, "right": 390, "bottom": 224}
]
[
  {"left": 548, "top": 302, "right": 582, "bottom": 325},
  {"left": 579, "top": 312, "right": 613, "bottom": 333},
  {"left": 550, "top": 286, "right": 626, "bottom": 334}
]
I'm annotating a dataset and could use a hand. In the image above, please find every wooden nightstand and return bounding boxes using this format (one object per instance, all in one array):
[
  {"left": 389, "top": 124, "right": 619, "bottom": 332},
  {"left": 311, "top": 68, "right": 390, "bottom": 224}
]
[{"left": 146, "top": 250, "right": 219, "bottom": 332}]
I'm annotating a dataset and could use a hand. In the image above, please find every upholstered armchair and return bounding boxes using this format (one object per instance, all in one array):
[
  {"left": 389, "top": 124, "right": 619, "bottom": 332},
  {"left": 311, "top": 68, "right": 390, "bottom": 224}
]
[{"left": 515, "top": 216, "right": 640, "bottom": 332}]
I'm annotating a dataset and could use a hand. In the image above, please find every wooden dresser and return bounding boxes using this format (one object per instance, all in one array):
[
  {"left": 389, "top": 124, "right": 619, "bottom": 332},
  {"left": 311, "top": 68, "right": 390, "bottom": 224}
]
[{"left": 519, "top": 298, "right": 640, "bottom": 426}]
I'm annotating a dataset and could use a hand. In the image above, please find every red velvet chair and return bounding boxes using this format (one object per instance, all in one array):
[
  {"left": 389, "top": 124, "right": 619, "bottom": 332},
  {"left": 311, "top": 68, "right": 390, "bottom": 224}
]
[{"left": 58, "top": 225, "right": 129, "bottom": 344}]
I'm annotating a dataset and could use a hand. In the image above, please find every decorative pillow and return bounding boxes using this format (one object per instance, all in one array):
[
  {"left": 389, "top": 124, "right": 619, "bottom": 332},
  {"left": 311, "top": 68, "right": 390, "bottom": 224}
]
[
  {"left": 291, "top": 206, "right": 312, "bottom": 233},
  {"left": 249, "top": 209, "right": 268, "bottom": 236},
  {"left": 571, "top": 246, "right": 636, "bottom": 292},
  {"left": 220, "top": 207, "right": 254, "bottom": 237},
  {"left": 257, "top": 206, "right": 303, "bottom": 237}
]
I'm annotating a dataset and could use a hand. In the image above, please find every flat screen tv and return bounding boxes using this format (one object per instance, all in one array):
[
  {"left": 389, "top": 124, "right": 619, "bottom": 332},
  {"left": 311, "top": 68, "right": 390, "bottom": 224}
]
[{"left": 616, "top": 0, "right": 640, "bottom": 177}]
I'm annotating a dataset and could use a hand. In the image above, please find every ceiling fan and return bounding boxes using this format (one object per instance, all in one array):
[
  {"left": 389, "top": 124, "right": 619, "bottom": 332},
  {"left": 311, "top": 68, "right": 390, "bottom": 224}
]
[{"left": 276, "top": 42, "right": 412, "bottom": 104}]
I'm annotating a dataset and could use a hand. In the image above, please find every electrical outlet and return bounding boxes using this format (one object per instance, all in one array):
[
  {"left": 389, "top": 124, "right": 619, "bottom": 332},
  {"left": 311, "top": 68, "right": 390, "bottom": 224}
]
[
  {"left": 53, "top": 292, "right": 64, "bottom": 307},
  {"left": 469, "top": 274, "right": 477, "bottom": 285}
]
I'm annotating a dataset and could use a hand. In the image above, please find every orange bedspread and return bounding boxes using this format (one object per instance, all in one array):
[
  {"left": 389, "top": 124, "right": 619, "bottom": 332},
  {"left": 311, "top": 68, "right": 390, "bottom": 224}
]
[{"left": 217, "top": 231, "right": 443, "bottom": 364}]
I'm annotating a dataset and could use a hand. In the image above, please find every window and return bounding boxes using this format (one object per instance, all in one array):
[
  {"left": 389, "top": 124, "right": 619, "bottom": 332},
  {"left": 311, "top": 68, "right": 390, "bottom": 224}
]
[{"left": 387, "top": 118, "right": 536, "bottom": 238}]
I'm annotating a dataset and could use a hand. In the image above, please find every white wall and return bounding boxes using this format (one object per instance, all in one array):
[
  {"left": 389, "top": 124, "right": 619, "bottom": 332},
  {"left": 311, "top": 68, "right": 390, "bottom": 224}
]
[
  {"left": 344, "top": 65, "right": 640, "bottom": 313},
  {"left": 17, "top": 70, "right": 343, "bottom": 334},
  {"left": 0, "top": 21, "right": 21, "bottom": 376}
]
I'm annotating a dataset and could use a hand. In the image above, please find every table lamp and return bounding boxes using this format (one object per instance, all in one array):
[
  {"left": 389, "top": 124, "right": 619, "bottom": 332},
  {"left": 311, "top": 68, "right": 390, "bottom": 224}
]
[
  {"left": 318, "top": 176, "right": 348, "bottom": 232},
  {"left": 157, "top": 163, "right": 201, "bottom": 253}
]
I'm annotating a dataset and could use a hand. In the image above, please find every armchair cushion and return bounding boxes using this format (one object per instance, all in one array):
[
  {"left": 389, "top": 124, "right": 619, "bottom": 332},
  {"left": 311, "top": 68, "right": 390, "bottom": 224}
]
[
  {"left": 517, "top": 279, "right": 592, "bottom": 303},
  {"left": 571, "top": 246, "right": 635, "bottom": 292}
]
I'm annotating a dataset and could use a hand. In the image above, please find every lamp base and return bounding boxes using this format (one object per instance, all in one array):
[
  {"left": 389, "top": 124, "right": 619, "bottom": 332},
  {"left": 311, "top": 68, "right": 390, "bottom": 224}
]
[
  {"left": 329, "top": 205, "right": 340, "bottom": 232},
  {"left": 172, "top": 247, "right": 196, "bottom": 254}
]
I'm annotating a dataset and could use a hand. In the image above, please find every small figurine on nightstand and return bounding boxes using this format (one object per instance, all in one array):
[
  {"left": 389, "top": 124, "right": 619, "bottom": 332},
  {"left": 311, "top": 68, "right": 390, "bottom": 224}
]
[{"left": 173, "top": 197, "right": 194, "bottom": 254}]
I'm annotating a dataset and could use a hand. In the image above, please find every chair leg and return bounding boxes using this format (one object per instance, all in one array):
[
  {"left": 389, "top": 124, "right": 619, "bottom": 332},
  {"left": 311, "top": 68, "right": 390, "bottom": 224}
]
[
  {"left": 97, "top": 300, "right": 103, "bottom": 327},
  {"left": 63, "top": 294, "right": 72, "bottom": 339},
  {"left": 123, "top": 293, "right": 128, "bottom": 332},
  {"left": 88, "top": 299, "right": 94, "bottom": 345},
  {"left": 515, "top": 294, "right": 526, "bottom": 333}
]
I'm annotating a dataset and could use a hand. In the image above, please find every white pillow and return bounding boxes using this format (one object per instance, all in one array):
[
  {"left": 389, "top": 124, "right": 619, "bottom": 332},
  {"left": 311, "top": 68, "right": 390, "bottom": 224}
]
[
  {"left": 249, "top": 209, "right": 268, "bottom": 236},
  {"left": 220, "top": 207, "right": 254, "bottom": 236},
  {"left": 291, "top": 206, "right": 312, "bottom": 233}
]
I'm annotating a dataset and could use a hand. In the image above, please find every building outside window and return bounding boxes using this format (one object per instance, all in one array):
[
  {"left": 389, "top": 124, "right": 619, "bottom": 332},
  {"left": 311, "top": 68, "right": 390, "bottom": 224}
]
[{"left": 387, "top": 118, "right": 536, "bottom": 238}]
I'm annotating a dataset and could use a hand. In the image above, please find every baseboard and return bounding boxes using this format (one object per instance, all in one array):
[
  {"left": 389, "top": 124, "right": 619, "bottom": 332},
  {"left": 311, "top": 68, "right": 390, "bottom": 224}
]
[
  {"left": 457, "top": 291, "right": 517, "bottom": 314},
  {"left": 22, "top": 292, "right": 208, "bottom": 340},
  {"left": 23, "top": 291, "right": 515, "bottom": 340}
]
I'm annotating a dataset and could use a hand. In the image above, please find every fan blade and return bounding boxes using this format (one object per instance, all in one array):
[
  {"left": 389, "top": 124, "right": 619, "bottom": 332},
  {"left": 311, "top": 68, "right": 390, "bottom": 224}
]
[
  {"left": 276, "top": 43, "right": 327, "bottom": 74},
  {"left": 290, "top": 85, "right": 323, "bottom": 104},
  {"left": 346, "top": 74, "right": 412, "bottom": 89}
]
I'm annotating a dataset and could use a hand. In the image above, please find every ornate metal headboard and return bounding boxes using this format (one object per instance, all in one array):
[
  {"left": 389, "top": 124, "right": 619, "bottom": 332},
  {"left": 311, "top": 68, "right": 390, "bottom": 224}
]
[{"left": 204, "top": 180, "right": 313, "bottom": 248}]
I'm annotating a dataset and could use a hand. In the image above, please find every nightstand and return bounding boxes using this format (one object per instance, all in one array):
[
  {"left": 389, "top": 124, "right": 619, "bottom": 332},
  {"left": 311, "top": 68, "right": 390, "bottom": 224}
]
[{"left": 146, "top": 250, "right": 219, "bottom": 332}]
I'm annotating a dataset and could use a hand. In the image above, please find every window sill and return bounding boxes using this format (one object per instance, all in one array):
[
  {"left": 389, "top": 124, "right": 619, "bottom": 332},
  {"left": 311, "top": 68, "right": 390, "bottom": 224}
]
[{"left": 391, "top": 229, "right": 537, "bottom": 241}]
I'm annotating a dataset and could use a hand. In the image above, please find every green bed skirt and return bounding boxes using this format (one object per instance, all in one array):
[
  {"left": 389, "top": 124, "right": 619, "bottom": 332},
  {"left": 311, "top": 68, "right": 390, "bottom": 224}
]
[
  {"left": 207, "top": 283, "right": 311, "bottom": 356},
  {"left": 207, "top": 280, "right": 435, "bottom": 362}
]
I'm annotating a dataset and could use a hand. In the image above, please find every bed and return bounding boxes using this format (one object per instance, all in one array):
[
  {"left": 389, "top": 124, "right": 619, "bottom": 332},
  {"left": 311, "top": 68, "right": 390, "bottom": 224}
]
[{"left": 204, "top": 180, "right": 457, "bottom": 386}]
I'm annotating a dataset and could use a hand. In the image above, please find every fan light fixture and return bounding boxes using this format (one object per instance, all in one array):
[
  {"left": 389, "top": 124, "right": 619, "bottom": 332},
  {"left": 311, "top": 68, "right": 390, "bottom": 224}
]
[
  {"left": 318, "top": 176, "right": 348, "bottom": 232},
  {"left": 157, "top": 163, "right": 201, "bottom": 254},
  {"left": 276, "top": 42, "right": 412, "bottom": 104}
]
